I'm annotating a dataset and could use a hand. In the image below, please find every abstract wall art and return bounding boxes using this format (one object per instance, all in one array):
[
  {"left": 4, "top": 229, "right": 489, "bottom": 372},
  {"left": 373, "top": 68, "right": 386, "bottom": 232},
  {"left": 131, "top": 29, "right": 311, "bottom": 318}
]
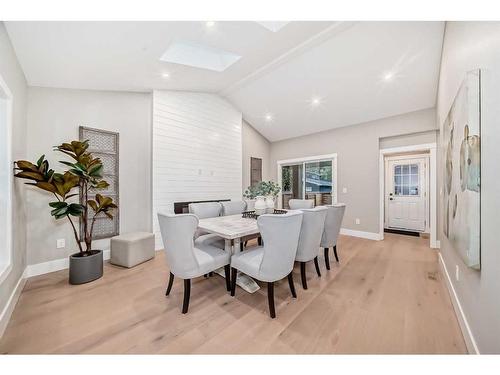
[{"left": 442, "top": 69, "right": 481, "bottom": 270}]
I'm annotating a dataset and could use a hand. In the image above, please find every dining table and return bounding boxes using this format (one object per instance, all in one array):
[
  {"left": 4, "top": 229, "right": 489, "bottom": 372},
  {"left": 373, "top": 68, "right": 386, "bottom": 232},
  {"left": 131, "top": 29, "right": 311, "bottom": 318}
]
[{"left": 198, "top": 214, "right": 262, "bottom": 293}]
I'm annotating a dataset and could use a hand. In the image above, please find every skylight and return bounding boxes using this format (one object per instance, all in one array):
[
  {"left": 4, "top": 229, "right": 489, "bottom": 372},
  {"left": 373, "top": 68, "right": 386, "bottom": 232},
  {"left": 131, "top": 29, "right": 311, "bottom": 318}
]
[
  {"left": 160, "top": 41, "right": 241, "bottom": 72},
  {"left": 256, "top": 22, "right": 290, "bottom": 32}
]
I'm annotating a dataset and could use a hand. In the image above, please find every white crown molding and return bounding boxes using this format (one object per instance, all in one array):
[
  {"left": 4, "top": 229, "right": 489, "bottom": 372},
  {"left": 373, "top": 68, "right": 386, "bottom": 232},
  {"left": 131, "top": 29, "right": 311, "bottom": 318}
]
[{"left": 438, "top": 252, "right": 479, "bottom": 354}]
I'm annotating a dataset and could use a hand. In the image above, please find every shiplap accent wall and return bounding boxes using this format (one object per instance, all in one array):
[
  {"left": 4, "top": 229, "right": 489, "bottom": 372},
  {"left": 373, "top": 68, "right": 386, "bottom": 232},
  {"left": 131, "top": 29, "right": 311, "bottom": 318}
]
[{"left": 152, "top": 90, "right": 243, "bottom": 248}]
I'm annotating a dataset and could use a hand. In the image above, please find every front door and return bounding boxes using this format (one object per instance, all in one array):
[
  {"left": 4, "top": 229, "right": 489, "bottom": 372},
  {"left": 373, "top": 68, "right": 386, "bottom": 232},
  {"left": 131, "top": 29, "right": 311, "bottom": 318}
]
[{"left": 386, "top": 157, "right": 427, "bottom": 232}]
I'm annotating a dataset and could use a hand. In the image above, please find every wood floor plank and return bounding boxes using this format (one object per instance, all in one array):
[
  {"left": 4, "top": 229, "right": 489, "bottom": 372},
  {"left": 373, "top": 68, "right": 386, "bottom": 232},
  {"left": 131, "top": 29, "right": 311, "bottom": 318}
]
[{"left": 0, "top": 234, "right": 467, "bottom": 354}]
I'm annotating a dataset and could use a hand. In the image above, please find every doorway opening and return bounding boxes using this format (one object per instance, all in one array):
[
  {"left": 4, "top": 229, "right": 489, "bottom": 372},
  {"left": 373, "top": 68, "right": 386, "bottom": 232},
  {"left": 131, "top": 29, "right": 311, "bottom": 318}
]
[{"left": 379, "top": 143, "right": 438, "bottom": 248}]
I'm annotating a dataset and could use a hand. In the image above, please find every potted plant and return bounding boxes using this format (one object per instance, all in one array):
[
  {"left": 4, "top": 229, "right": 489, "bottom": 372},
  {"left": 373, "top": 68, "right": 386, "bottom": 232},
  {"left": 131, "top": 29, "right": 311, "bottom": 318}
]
[
  {"left": 14, "top": 140, "right": 117, "bottom": 285},
  {"left": 243, "top": 181, "right": 281, "bottom": 214}
]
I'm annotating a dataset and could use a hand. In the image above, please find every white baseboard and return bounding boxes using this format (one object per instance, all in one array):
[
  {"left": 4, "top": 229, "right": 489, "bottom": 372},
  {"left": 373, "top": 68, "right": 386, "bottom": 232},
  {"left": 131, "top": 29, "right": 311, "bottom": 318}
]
[
  {"left": 438, "top": 252, "right": 479, "bottom": 354},
  {"left": 340, "top": 228, "right": 382, "bottom": 241},
  {"left": 0, "top": 273, "right": 26, "bottom": 339},
  {"left": 24, "top": 249, "right": 111, "bottom": 278}
]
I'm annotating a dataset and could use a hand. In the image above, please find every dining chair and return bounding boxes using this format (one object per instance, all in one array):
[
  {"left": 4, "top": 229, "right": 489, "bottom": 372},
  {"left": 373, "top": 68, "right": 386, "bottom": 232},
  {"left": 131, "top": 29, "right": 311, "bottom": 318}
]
[
  {"left": 320, "top": 203, "right": 346, "bottom": 270},
  {"left": 295, "top": 206, "right": 328, "bottom": 289},
  {"left": 288, "top": 199, "right": 315, "bottom": 210},
  {"left": 230, "top": 211, "right": 303, "bottom": 318},
  {"left": 157, "top": 212, "right": 231, "bottom": 314},
  {"left": 221, "top": 200, "right": 247, "bottom": 216},
  {"left": 189, "top": 201, "right": 224, "bottom": 249}
]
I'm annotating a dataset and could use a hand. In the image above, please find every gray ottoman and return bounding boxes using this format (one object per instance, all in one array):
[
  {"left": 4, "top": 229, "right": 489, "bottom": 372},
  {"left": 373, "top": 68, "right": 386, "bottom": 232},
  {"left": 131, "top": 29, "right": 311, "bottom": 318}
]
[{"left": 110, "top": 232, "right": 155, "bottom": 268}]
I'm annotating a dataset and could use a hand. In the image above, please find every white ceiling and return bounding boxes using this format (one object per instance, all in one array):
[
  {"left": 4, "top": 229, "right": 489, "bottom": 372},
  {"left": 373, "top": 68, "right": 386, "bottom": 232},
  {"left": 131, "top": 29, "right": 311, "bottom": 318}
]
[{"left": 5, "top": 21, "right": 444, "bottom": 141}]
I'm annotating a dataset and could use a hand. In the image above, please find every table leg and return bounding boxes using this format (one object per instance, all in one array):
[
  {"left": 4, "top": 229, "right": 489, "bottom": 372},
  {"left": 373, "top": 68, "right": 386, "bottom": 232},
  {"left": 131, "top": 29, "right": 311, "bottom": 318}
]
[{"left": 214, "top": 237, "right": 260, "bottom": 293}]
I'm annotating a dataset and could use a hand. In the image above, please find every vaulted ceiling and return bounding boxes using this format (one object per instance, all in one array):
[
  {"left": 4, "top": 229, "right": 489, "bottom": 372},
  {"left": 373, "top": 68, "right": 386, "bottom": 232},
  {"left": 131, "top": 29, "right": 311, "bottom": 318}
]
[{"left": 5, "top": 21, "right": 444, "bottom": 141}]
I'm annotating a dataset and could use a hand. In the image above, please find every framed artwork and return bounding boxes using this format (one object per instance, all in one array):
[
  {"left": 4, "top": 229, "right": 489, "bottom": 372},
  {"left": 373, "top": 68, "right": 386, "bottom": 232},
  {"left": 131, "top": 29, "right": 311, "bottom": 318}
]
[{"left": 442, "top": 69, "right": 481, "bottom": 270}]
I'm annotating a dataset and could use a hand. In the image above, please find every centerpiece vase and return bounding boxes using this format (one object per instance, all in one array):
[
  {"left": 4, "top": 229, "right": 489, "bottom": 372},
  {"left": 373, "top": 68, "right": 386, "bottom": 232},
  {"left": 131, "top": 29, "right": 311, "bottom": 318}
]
[
  {"left": 254, "top": 196, "right": 267, "bottom": 215},
  {"left": 265, "top": 196, "right": 275, "bottom": 213}
]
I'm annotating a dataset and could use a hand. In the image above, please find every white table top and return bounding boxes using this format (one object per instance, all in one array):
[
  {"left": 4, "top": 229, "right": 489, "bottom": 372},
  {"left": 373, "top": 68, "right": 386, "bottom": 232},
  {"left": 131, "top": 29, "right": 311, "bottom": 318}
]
[{"left": 198, "top": 214, "right": 259, "bottom": 240}]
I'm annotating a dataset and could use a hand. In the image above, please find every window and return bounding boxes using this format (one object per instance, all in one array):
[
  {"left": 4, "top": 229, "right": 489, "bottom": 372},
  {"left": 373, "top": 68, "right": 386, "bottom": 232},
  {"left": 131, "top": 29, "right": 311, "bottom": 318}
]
[
  {"left": 394, "top": 163, "right": 419, "bottom": 196},
  {"left": 0, "top": 76, "right": 12, "bottom": 280}
]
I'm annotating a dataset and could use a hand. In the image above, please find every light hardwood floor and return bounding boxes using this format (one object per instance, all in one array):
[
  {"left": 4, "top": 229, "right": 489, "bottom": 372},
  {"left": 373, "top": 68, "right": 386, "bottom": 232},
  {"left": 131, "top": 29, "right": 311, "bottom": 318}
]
[{"left": 0, "top": 233, "right": 466, "bottom": 354}]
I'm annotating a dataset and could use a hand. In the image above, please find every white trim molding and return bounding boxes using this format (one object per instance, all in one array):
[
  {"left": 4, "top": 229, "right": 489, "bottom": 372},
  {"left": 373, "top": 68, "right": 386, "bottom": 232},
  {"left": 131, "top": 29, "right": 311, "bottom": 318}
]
[
  {"left": 0, "top": 273, "right": 26, "bottom": 339},
  {"left": 340, "top": 228, "right": 383, "bottom": 241},
  {"left": 438, "top": 252, "right": 479, "bottom": 354},
  {"left": 379, "top": 143, "right": 438, "bottom": 248}
]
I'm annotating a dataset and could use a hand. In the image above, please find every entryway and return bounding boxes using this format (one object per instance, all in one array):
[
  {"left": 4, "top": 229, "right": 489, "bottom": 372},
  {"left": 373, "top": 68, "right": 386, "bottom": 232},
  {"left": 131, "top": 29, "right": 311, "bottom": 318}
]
[
  {"left": 379, "top": 143, "right": 438, "bottom": 248},
  {"left": 385, "top": 154, "right": 429, "bottom": 233}
]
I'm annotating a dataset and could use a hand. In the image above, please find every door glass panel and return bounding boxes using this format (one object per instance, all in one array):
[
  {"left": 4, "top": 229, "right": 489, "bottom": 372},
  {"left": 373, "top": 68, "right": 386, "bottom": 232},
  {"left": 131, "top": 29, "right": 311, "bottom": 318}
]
[
  {"left": 304, "top": 160, "right": 333, "bottom": 205},
  {"left": 394, "top": 163, "right": 419, "bottom": 196}
]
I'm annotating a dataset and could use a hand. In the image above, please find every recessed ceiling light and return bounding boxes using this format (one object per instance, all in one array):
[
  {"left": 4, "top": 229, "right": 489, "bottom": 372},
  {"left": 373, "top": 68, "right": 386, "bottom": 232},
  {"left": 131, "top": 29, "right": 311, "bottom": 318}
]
[
  {"left": 265, "top": 114, "right": 273, "bottom": 122},
  {"left": 383, "top": 72, "right": 394, "bottom": 81},
  {"left": 162, "top": 72, "right": 170, "bottom": 79},
  {"left": 206, "top": 21, "right": 216, "bottom": 28},
  {"left": 311, "top": 97, "right": 321, "bottom": 107}
]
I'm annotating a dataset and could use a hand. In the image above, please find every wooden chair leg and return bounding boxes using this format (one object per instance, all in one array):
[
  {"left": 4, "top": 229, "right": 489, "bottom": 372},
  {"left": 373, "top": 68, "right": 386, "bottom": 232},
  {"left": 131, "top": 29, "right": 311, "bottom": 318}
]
[
  {"left": 333, "top": 245, "right": 339, "bottom": 262},
  {"left": 240, "top": 241, "right": 244, "bottom": 251},
  {"left": 209, "top": 272, "right": 214, "bottom": 277},
  {"left": 287, "top": 272, "right": 297, "bottom": 298},
  {"left": 182, "top": 279, "right": 191, "bottom": 314},
  {"left": 314, "top": 256, "right": 321, "bottom": 277},
  {"left": 257, "top": 236, "right": 262, "bottom": 246},
  {"left": 165, "top": 272, "right": 174, "bottom": 296},
  {"left": 224, "top": 265, "right": 231, "bottom": 291},
  {"left": 300, "top": 262, "right": 308, "bottom": 290},
  {"left": 324, "top": 247, "right": 330, "bottom": 270},
  {"left": 230, "top": 267, "right": 237, "bottom": 296},
  {"left": 267, "top": 282, "right": 276, "bottom": 318}
]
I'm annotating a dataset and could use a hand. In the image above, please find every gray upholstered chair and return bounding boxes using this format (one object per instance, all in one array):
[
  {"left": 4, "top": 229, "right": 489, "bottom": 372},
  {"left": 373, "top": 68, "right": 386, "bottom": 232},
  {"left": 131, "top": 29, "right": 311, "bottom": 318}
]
[
  {"left": 288, "top": 199, "right": 315, "bottom": 210},
  {"left": 157, "top": 212, "right": 231, "bottom": 314},
  {"left": 320, "top": 203, "right": 346, "bottom": 270},
  {"left": 295, "top": 206, "right": 328, "bottom": 289},
  {"left": 221, "top": 200, "right": 247, "bottom": 216},
  {"left": 230, "top": 211, "right": 303, "bottom": 318},
  {"left": 188, "top": 201, "right": 224, "bottom": 251}
]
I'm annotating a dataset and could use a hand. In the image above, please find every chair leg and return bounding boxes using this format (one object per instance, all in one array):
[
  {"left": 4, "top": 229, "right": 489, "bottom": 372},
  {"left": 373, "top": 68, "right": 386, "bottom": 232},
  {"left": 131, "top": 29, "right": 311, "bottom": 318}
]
[
  {"left": 314, "top": 256, "right": 321, "bottom": 277},
  {"left": 333, "top": 245, "right": 339, "bottom": 262},
  {"left": 224, "top": 265, "right": 231, "bottom": 292},
  {"left": 300, "top": 262, "right": 308, "bottom": 290},
  {"left": 257, "top": 236, "right": 262, "bottom": 246},
  {"left": 267, "top": 282, "right": 276, "bottom": 319},
  {"left": 240, "top": 241, "right": 244, "bottom": 251},
  {"left": 182, "top": 279, "right": 191, "bottom": 314},
  {"left": 209, "top": 272, "right": 214, "bottom": 277},
  {"left": 287, "top": 272, "right": 297, "bottom": 298},
  {"left": 230, "top": 267, "right": 237, "bottom": 296},
  {"left": 324, "top": 247, "right": 330, "bottom": 270},
  {"left": 204, "top": 274, "right": 208, "bottom": 278},
  {"left": 165, "top": 272, "right": 174, "bottom": 296}
]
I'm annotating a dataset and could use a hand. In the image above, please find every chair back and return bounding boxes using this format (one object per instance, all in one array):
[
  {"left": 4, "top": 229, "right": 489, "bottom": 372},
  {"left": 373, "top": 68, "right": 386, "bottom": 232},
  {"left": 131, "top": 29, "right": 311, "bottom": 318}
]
[
  {"left": 257, "top": 211, "right": 303, "bottom": 282},
  {"left": 188, "top": 202, "right": 222, "bottom": 219},
  {"left": 289, "top": 199, "right": 314, "bottom": 210},
  {"left": 157, "top": 213, "right": 199, "bottom": 277},
  {"left": 221, "top": 200, "right": 247, "bottom": 216},
  {"left": 320, "top": 204, "right": 346, "bottom": 248},
  {"left": 295, "top": 206, "right": 328, "bottom": 262}
]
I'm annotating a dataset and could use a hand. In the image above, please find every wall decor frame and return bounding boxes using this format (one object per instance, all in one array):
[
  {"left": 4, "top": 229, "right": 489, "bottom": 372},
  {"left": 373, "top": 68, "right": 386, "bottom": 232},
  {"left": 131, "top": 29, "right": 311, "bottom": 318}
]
[
  {"left": 79, "top": 126, "right": 120, "bottom": 240},
  {"left": 442, "top": 69, "right": 481, "bottom": 270}
]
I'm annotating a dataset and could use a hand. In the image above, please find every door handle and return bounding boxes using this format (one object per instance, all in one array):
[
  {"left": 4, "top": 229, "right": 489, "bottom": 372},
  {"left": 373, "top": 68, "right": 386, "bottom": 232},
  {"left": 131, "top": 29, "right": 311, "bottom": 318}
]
[{"left": 389, "top": 197, "right": 394, "bottom": 201}]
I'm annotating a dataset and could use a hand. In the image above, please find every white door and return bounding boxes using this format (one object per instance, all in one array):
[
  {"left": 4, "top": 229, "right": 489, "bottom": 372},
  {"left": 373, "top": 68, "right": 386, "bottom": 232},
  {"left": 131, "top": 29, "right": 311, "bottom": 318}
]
[{"left": 386, "top": 157, "right": 427, "bottom": 232}]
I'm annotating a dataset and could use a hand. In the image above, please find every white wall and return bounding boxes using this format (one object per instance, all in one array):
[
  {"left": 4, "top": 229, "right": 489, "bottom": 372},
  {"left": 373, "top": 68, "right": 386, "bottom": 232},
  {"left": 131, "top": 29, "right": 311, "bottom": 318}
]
[
  {"left": 152, "top": 91, "right": 242, "bottom": 248},
  {"left": 26, "top": 87, "right": 152, "bottom": 265},
  {"left": 0, "top": 22, "right": 28, "bottom": 334},
  {"left": 270, "top": 108, "right": 437, "bottom": 234},
  {"left": 242, "top": 119, "right": 271, "bottom": 190},
  {"left": 437, "top": 21, "right": 500, "bottom": 354}
]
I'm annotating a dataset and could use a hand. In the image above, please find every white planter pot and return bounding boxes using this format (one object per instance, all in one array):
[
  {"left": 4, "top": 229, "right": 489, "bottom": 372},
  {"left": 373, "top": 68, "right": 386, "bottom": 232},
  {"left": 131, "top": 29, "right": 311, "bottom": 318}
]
[
  {"left": 245, "top": 199, "right": 256, "bottom": 211},
  {"left": 265, "top": 196, "right": 275, "bottom": 214},
  {"left": 254, "top": 196, "right": 267, "bottom": 215}
]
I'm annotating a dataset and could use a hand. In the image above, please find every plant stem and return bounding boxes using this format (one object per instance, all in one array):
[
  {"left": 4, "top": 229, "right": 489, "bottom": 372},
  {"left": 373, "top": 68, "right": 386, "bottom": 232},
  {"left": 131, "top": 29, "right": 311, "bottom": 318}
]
[{"left": 67, "top": 215, "right": 83, "bottom": 253}]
